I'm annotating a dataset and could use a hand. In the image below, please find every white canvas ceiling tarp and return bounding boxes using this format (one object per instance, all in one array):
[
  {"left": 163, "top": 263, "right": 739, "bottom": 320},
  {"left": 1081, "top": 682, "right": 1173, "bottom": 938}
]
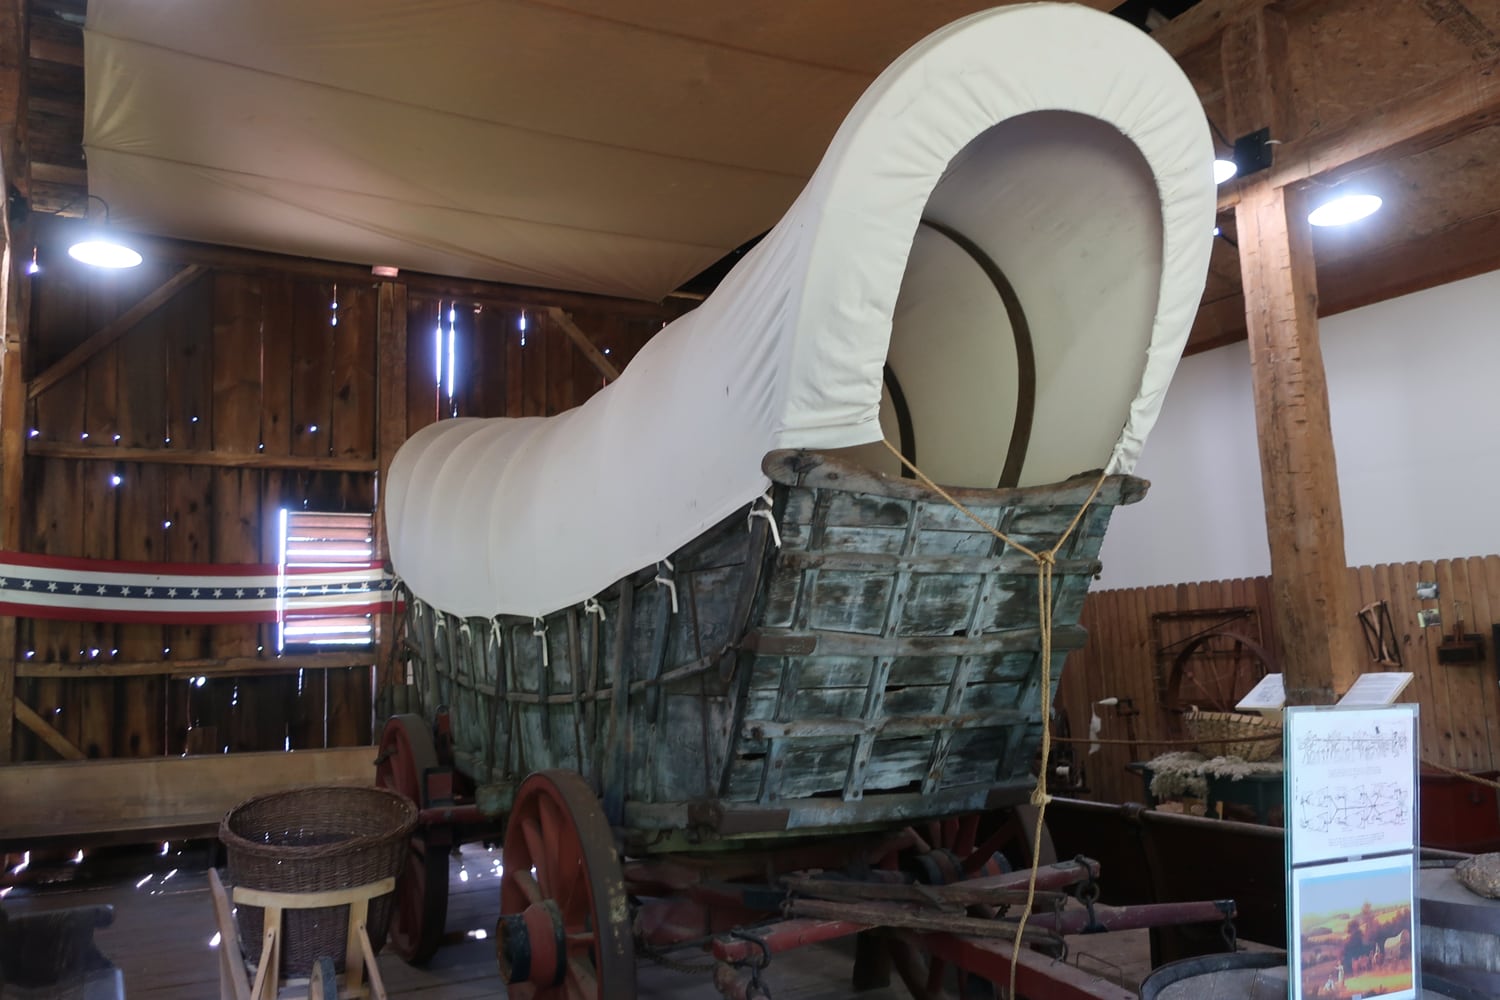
[
  {"left": 82, "top": 0, "right": 1112, "bottom": 300},
  {"left": 386, "top": 3, "right": 1216, "bottom": 620}
]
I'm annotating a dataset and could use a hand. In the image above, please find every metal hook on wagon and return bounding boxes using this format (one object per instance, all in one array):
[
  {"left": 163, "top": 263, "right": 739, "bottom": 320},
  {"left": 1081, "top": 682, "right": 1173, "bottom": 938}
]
[
  {"left": 532, "top": 617, "right": 550, "bottom": 668},
  {"left": 654, "top": 559, "right": 679, "bottom": 615},
  {"left": 583, "top": 597, "right": 606, "bottom": 621},
  {"left": 747, "top": 492, "right": 781, "bottom": 549}
]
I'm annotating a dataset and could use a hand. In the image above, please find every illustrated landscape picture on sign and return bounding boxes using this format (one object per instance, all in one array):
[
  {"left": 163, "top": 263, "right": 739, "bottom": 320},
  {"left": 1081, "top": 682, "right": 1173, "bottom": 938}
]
[{"left": 1292, "top": 856, "right": 1415, "bottom": 1000}]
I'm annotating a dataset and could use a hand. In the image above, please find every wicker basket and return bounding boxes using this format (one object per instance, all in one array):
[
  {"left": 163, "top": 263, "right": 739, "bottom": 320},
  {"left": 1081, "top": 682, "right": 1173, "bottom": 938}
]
[
  {"left": 1183, "top": 709, "right": 1283, "bottom": 762},
  {"left": 220, "top": 785, "right": 416, "bottom": 974}
]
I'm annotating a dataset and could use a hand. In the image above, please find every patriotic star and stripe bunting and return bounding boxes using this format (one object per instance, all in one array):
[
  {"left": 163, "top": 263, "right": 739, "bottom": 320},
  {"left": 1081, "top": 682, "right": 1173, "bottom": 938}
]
[{"left": 0, "top": 551, "right": 396, "bottom": 624}]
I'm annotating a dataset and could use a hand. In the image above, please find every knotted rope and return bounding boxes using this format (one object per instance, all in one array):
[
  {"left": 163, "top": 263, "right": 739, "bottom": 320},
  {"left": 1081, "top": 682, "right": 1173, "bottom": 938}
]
[{"left": 881, "top": 440, "right": 1109, "bottom": 999}]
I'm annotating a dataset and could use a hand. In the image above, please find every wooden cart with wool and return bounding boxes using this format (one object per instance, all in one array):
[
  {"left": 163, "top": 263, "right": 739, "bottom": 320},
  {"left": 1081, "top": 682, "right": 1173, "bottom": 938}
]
[{"left": 373, "top": 5, "right": 1226, "bottom": 997}]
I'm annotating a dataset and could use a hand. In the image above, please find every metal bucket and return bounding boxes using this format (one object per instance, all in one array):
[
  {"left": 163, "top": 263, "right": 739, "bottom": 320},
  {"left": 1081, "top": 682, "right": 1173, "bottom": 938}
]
[{"left": 1139, "top": 951, "right": 1489, "bottom": 1000}]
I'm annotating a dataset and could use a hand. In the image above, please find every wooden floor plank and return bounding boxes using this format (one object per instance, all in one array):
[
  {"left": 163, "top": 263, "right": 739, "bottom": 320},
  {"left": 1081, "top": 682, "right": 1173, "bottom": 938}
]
[{"left": 2, "top": 842, "right": 1154, "bottom": 998}]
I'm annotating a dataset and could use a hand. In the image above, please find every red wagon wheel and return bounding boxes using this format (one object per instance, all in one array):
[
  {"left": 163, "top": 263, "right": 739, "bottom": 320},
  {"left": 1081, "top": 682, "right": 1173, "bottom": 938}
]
[
  {"left": 497, "top": 770, "right": 635, "bottom": 1000},
  {"left": 375, "top": 713, "right": 449, "bottom": 965}
]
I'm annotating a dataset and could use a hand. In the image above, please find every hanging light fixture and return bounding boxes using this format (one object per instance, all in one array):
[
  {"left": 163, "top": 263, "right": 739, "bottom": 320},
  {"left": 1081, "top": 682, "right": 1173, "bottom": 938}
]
[
  {"left": 1213, "top": 158, "right": 1238, "bottom": 185},
  {"left": 1307, "top": 191, "right": 1383, "bottom": 228},
  {"left": 67, "top": 196, "right": 143, "bottom": 268}
]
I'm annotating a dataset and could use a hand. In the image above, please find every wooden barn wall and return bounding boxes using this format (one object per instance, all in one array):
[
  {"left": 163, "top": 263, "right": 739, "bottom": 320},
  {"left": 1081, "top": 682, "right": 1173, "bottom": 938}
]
[
  {"left": 1058, "top": 555, "right": 1500, "bottom": 807},
  {"left": 6, "top": 231, "right": 675, "bottom": 762}
]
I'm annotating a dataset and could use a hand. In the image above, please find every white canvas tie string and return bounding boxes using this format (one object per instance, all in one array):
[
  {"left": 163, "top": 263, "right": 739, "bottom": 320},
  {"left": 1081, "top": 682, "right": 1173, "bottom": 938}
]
[
  {"left": 532, "top": 617, "right": 549, "bottom": 668},
  {"left": 584, "top": 597, "right": 607, "bottom": 621},
  {"left": 655, "top": 559, "right": 679, "bottom": 615},
  {"left": 747, "top": 492, "right": 782, "bottom": 548}
]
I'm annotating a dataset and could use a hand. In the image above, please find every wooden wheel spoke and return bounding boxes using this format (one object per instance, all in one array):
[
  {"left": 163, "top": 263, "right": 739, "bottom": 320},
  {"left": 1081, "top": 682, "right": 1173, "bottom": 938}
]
[
  {"left": 566, "top": 955, "right": 599, "bottom": 1000},
  {"left": 520, "top": 817, "right": 549, "bottom": 892},
  {"left": 509, "top": 866, "right": 544, "bottom": 906}
]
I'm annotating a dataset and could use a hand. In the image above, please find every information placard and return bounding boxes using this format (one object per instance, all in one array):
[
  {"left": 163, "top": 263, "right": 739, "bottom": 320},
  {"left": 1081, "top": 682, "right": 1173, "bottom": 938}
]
[
  {"left": 1286, "top": 707, "right": 1415, "bottom": 865},
  {"left": 1337, "top": 672, "right": 1414, "bottom": 707},
  {"left": 1290, "top": 855, "right": 1416, "bottom": 1000},
  {"left": 1284, "top": 704, "right": 1420, "bottom": 1000},
  {"left": 1236, "top": 673, "right": 1286, "bottom": 712}
]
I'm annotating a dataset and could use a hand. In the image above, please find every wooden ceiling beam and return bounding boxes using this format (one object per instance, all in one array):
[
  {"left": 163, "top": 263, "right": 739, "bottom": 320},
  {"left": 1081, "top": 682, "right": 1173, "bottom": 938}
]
[
  {"left": 1187, "top": 207, "right": 1500, "bottom": 352},
  {"left": 1150, "top": 0, "right": 1275, "bottom": 57},
  {"left": 1219, "top": 53, "right": 1500, "bottom": 211}
]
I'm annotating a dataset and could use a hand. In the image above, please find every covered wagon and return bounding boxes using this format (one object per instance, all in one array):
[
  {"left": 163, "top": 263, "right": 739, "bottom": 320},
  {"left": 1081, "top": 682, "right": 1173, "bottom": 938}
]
[{"left": 378, "top": 3, "right": 1217, "bottom": 995}]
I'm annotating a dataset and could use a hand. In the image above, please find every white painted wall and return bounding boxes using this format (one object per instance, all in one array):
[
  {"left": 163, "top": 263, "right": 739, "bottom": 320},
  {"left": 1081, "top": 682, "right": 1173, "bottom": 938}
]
[{"left": 1097, "top": 269, "right": 1500, "bottom": 589}]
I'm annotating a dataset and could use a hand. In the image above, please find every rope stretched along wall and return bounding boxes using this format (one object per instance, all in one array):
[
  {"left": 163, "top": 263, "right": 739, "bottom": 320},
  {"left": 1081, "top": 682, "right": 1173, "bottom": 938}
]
[{"left": 880, "top": 439, "right": 1109, "bottom": 1000}]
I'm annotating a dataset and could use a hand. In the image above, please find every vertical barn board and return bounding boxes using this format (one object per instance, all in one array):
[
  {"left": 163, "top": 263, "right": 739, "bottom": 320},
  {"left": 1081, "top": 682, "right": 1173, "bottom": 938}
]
[
  {"left": 506, "top": 305, "right": 527, "bottom": 418},
  {"left": 545, "top": 311, "right": 574, "bottom": 415},
  {"left": 405, "top": 296, "right": 440, "bottom": 435},
  {"left": 1450, "top": 558, "right": 1494, "bottom": 769},
  {"left": 27, "top": 457, "right": 82, "bottom": 664},
  {"left": 114, "top": 460, "right": 166, "bottom": 757},
  {"left": 522, "top": 313, "right": 546, "bottom": 417},
  {"left": 330, "top": 282, "right": 377, "bottom": 460},
  {"left": 117, "top": 305, "right": 169, "bottom": 450},
  {"left": 290, "top": 665, "right": 328, "bottom": 749},
  {"left": 30, "top": 266, "right": 89, "bottom": 446},
  {"left": 1440, "top": 558, "right": 1484, "bottom": 770},
  {"left": 1468, "top": 556, "right": 1500, "bottom": 771},
  {"left": 211, "top": 271, "right": 265, "bottom": 456},
  {"left": 326, "top": 665, "right": 373, "bottom": 747},
  {"left": 83, "top": 340, "right": 119, "bottom": 458},
  {"left": 475, "top": 305, "right": 512, "bottom": 419},
  {"left": 33, "top": 368, "right": 86, "bottom": 446},
  {"left": 78, "top": 453, "right": 119, "bottom": 757},
  {"left": 29, "top": 265, "right": 90, "bottom": 372},
  {"left": 212, "top": 467, "right": 264, "bottom": 658},
  {"left": 260, "top": 276, "right": 295, "bottom": 457},
  {"left": 290, "top": 279, "right": 335, "bottom": 459},
  {"left": 1417, "top": 558, "right": 1456, "bottom": 765},
  {"left": 165, "top": 272, "right": 215, "bottom": 451},
  {"left": 163, "top": 465, "right": 213, "bottom": 665}
]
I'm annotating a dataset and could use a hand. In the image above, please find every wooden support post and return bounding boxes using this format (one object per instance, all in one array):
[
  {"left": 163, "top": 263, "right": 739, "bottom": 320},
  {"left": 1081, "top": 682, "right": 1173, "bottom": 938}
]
[
  {"left": 1224, "top": 7, "right": 1359, "bottom": 703},
  {"left": 0, "top": 0, "right": 30, "bottom": 764},
  {"left": 374, "top": 281, "right": 407, "bottom": 701},
  {"left": 1234, "top": 181, "right": 1359, "bottom": 703}
]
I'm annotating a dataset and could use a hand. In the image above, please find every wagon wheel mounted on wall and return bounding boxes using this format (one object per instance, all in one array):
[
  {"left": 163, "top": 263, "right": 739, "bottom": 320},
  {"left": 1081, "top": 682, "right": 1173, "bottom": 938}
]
[
  {"left": 497, "top": 769, "right": 636, "bottom": 1000},
  {"left": 374, "top": 713, "right": 450, "bottom": 965},
  {"left": 1165, "top": 630, "right": 1277, "bottom": 732}
]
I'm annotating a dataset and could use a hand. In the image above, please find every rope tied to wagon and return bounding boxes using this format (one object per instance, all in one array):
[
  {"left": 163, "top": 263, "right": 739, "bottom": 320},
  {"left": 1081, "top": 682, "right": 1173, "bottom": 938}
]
[
  {"left": 880, "top": 438, "right": 1110, "bottom": 1000},
  {"left": 747, "top": 492, "right": 783, "bottom": 549}
]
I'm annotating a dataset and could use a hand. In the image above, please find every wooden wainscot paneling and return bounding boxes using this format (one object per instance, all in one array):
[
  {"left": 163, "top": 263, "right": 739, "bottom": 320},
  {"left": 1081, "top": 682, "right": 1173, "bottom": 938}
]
[{"left": 1060, "top": 555, "right": 1500, "bottom": 807}]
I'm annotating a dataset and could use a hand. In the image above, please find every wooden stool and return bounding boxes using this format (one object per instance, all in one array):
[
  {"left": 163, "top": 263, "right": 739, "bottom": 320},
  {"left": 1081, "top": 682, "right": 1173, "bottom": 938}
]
[{"left": 208, "top": 869, "right": 392, "bottom": 1000}]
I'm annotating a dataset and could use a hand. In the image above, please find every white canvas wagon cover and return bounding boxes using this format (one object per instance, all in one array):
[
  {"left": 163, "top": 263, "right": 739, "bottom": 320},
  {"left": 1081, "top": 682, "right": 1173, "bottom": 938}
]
[{"left": 386, "top": 3, "right": 1217, "bottom": 620}]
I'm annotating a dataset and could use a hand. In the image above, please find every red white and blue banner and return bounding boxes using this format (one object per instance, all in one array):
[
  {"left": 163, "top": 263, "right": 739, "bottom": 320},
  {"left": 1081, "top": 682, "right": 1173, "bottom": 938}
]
[{"left": 0, "top": 551, "right": 395, "bottom": 624}]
